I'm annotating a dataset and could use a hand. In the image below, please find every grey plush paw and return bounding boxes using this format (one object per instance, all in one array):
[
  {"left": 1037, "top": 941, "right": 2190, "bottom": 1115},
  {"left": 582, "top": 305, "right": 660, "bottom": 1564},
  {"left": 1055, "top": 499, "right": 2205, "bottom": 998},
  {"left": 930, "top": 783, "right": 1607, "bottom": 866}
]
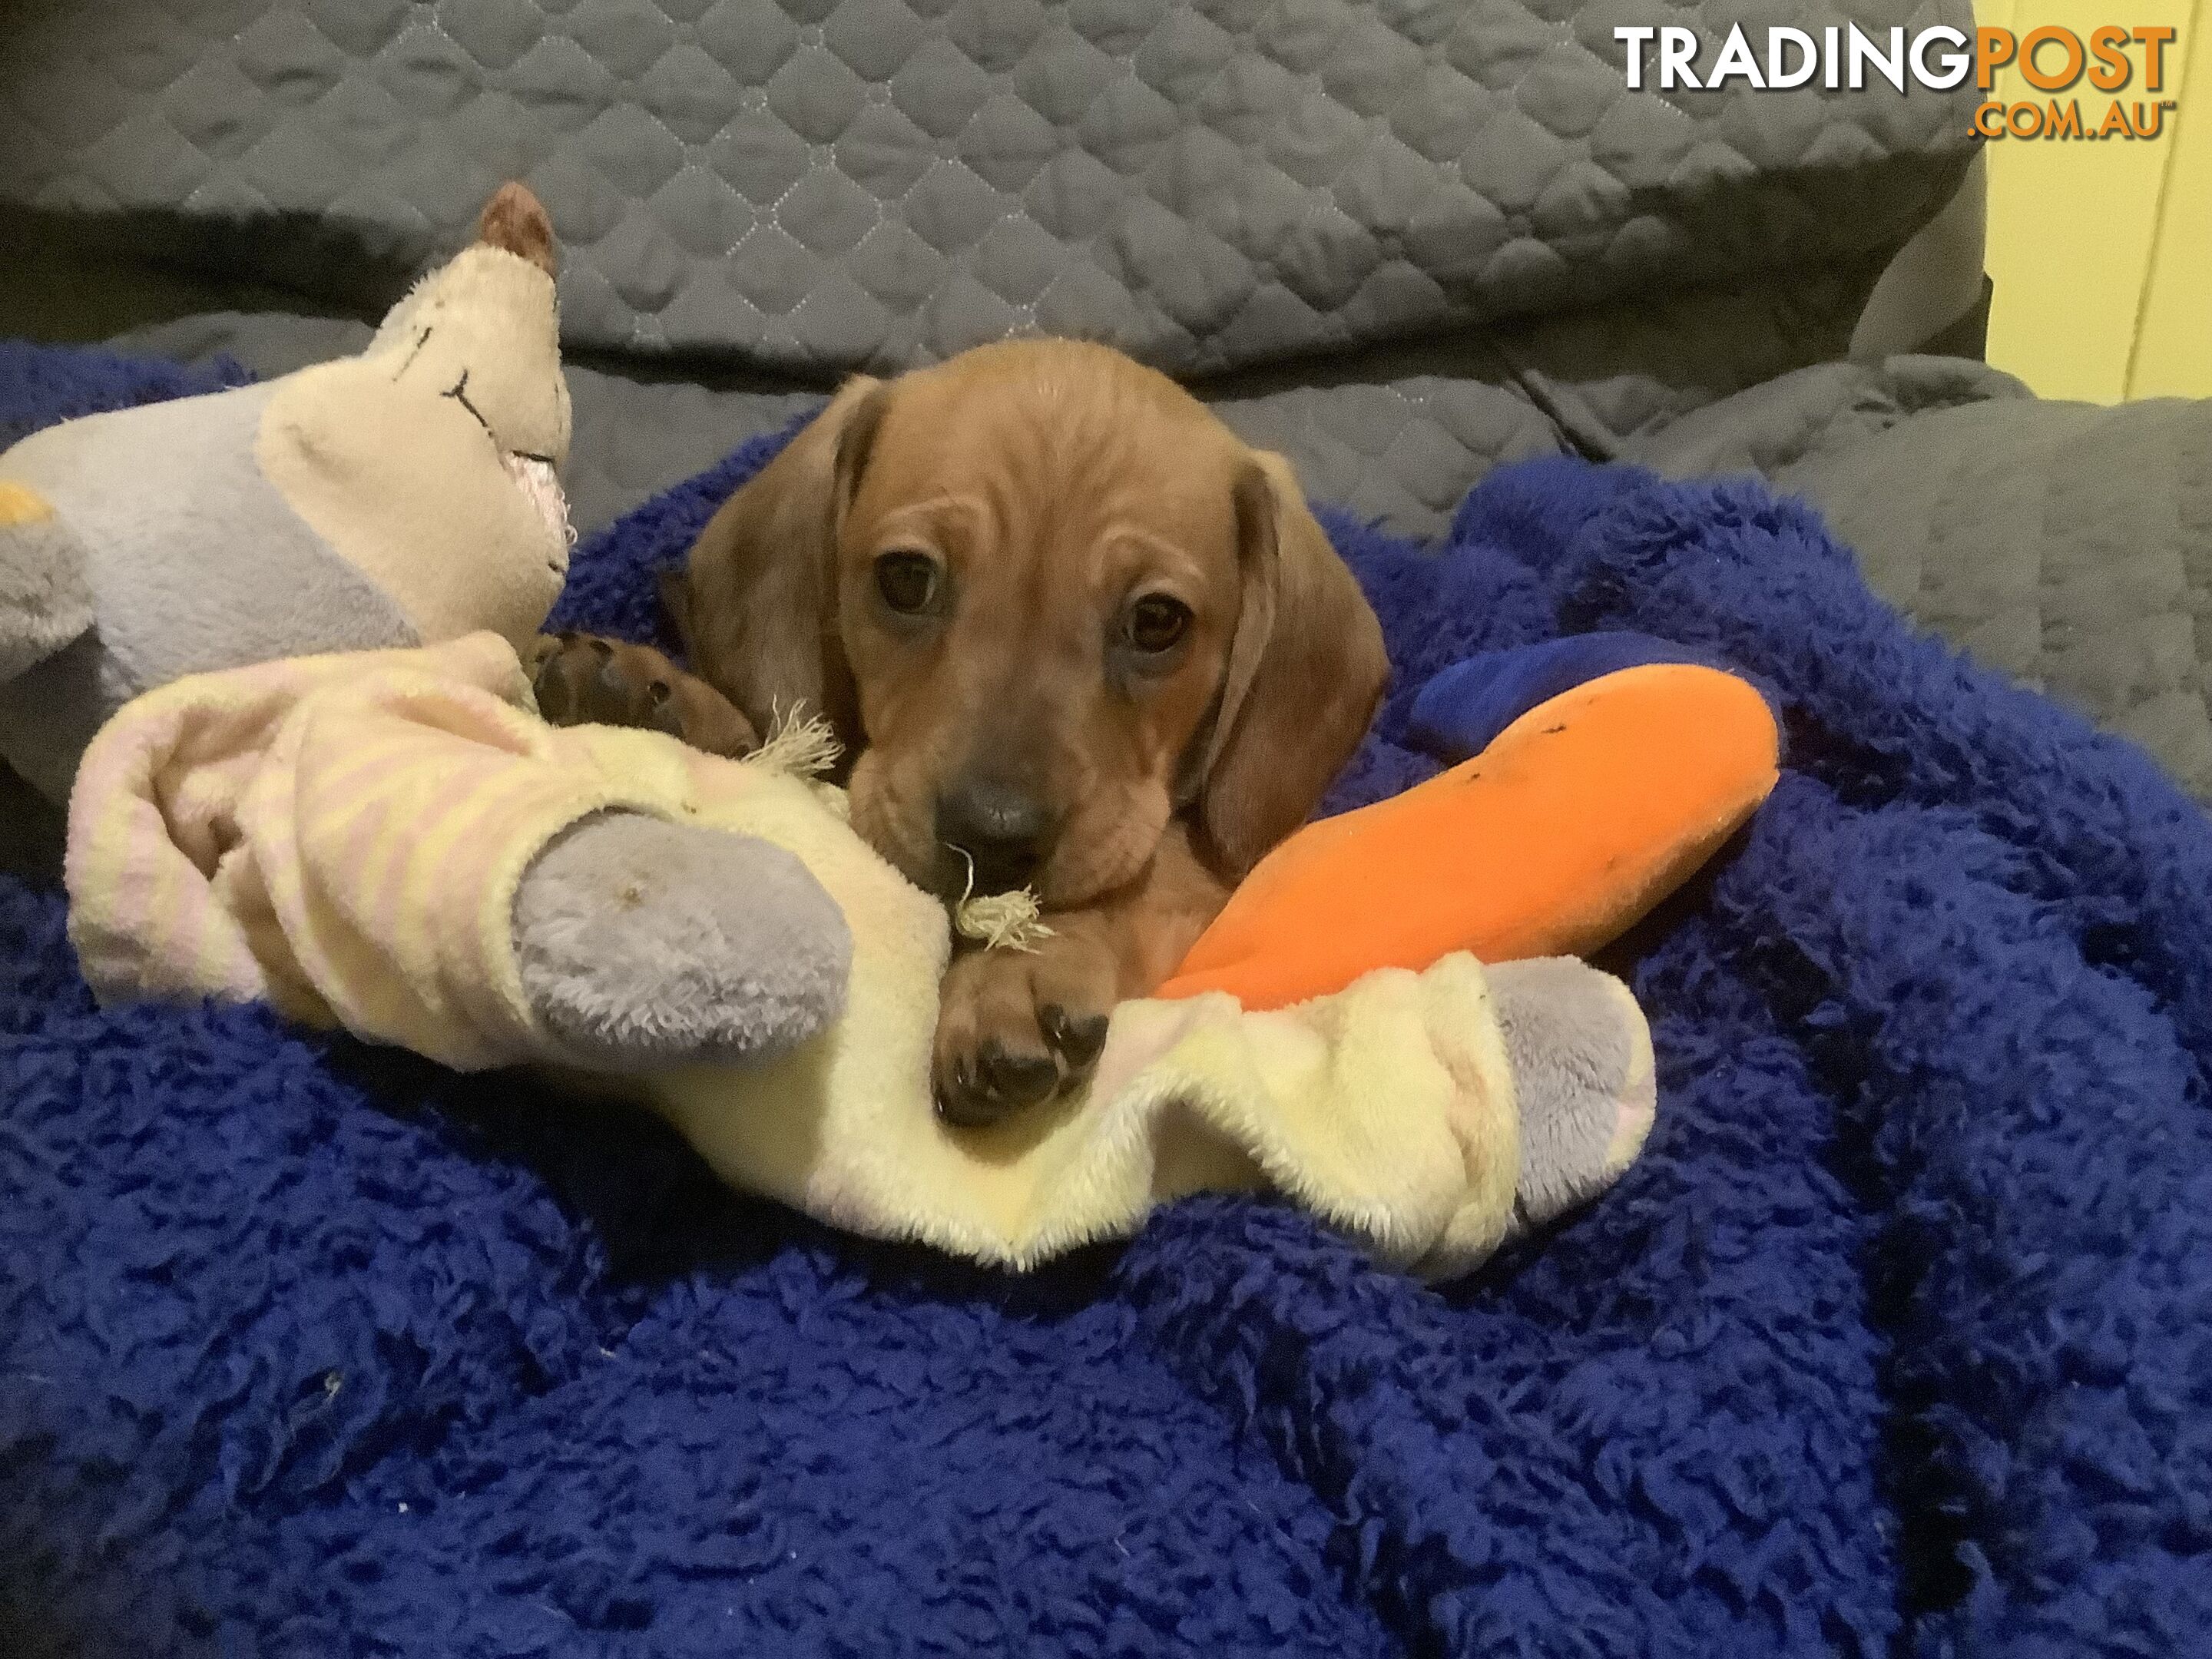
[
  {"left": 1487, "top": 957, "right": 1656, "bottom": 1235},
  {"left": 512, "top": 812, "right": 852, "bottom": 1067}
]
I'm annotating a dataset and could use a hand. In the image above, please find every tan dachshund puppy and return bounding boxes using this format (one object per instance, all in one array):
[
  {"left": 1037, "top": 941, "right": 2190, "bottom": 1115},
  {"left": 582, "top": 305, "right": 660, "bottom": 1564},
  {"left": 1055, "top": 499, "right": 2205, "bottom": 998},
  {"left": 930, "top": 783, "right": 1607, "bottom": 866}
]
[{"left": 536, "top": 339, "right": 1387, "bottom": 1124}]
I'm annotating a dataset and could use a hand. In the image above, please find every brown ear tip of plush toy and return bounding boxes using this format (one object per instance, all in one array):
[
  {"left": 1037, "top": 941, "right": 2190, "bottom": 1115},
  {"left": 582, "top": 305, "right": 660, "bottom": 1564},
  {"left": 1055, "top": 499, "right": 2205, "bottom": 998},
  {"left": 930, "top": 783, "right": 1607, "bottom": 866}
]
[{"left": 477, "top": 182, "right": 558, "bottom": 278}]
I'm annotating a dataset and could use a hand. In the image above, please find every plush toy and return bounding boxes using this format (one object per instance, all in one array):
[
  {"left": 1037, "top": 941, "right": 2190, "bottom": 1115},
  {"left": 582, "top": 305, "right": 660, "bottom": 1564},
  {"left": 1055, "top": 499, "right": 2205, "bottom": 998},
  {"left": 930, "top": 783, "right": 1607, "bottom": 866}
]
[
  {"left": 1, "top": 185, "right": 853, "bottom": 1065},
  {"left": 0, "top": 184, "right": 572, "bottom": 801},
  {"left": 1164, "top": 633, "right": 1782, "bottom": 1008},
  {"left": 64, "top": 617, "right": 1780, "bottom": 1276}
]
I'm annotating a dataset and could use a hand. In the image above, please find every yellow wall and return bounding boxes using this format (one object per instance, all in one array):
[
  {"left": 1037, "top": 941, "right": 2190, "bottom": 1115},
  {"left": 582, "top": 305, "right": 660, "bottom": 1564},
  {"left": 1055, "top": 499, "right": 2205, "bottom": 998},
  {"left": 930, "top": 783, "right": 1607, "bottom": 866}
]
[{"left": 1980, "top": 0, "right": 2210, "bottom": 400}]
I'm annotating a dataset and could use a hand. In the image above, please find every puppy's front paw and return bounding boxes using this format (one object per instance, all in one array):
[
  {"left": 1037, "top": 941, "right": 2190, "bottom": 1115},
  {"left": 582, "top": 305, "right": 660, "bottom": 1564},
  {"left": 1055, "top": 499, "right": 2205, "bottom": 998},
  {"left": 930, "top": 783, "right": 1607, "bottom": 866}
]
[
  {"left": 528, "top": 632, "right": 760, "bottom": 758},
  {"left": 932, "top": 932, "right": 1117, "bottom": 1128}
]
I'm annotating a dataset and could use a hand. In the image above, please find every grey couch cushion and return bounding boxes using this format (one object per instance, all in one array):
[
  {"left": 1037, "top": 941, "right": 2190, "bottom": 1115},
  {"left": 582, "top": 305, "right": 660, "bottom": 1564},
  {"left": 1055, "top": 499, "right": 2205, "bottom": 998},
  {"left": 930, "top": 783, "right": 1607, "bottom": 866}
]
[
  {"left": 1630, "top": 359, "right": 2212, "bottom": 801},
  {"left": 118, "top": 306, "right": 1567, "bottom": 539},
  {"left": 1214, "top": 376, "right": 1558, "bottom": 535},
  {"left": 1617, "top": 353, "right": 2030, "bottom": 477},
  {"left": 5, "top": 0, "right": 1978, "bottom": 378}
]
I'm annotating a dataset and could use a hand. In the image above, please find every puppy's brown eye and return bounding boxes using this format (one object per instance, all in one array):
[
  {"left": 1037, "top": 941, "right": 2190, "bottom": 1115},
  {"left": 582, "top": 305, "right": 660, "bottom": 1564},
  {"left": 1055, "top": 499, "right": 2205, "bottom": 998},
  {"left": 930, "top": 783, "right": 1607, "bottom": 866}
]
[
  {"left": 1125, "top": 594, "right": 1191, "bottom": 654},
  {"left": 875, "top": 551, "right": 939, "bottom": 614}
]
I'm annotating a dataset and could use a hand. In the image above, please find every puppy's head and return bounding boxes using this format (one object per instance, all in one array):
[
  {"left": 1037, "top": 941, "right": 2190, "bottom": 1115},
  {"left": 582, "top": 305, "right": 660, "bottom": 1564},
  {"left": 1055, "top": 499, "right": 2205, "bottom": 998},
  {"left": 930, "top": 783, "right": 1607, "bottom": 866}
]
[{"left": 674, "top": 339, "right": 1386, "bottom": 907}]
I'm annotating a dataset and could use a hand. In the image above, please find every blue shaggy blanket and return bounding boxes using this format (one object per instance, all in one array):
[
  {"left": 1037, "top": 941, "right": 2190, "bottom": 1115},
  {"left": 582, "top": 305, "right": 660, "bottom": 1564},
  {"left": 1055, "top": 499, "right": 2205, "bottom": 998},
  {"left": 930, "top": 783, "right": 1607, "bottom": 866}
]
[{"left": 5, "top": 344, "right": 2212, "bottom": 1658}]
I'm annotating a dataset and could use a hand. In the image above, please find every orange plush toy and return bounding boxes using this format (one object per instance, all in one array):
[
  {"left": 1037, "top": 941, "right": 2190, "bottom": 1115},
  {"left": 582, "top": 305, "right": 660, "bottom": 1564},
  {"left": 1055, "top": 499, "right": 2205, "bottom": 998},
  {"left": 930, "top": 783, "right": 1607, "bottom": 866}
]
[{"left": 1162, "top": 634, "right": 1782, "bottom": 1010}]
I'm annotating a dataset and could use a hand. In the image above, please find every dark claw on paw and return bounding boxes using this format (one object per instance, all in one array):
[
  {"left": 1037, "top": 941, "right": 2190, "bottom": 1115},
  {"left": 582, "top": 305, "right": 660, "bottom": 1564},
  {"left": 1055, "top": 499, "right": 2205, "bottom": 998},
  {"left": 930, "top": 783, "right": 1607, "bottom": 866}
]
[
  {"left": 937, "top": 1040, "right": 1059, "bottom": 1128},
  {"left": 1040, "top": 1005, "right": 1109, "bottom": 1068},
  {"left": 936, "top": 1086, "right": 996, "bottom": 1129},
  {"left": 935, "top": 1056, "right": 982, "bottom": 1127},
  {"left": 980, "top": 1039, "right": 1058, "bottom": 1108}
]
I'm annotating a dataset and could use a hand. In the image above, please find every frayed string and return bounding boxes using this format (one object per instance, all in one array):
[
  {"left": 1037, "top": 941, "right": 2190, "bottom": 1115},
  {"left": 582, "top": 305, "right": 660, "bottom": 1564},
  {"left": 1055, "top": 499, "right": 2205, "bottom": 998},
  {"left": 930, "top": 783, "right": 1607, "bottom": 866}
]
[
  {"left": 747, "top": 704, "right": 843, "bottom": 779},
  {"left": 949, "top": 847, "right": 1053, "bottom": 953},
  {"left": 743, "top": 714, "right": 1048, "bottom": 949}
]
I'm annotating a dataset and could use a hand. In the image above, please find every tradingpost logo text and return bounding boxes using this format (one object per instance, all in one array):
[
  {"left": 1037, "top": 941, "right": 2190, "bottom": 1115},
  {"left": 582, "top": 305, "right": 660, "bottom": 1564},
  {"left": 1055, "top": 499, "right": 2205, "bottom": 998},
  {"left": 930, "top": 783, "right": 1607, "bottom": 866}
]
[{"left": 1614, "top": 23, "right": 2182, "bottom": 139}]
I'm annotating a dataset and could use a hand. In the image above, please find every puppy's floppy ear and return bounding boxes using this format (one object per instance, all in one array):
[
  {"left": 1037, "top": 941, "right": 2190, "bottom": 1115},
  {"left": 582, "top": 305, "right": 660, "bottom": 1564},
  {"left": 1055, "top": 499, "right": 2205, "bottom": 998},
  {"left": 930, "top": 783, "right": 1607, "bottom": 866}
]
[
  {"left": 1195, "top": 449, "right": 1389, "bottom": 876},
  {"left": 671, "top": 375, "right": 888, "bottom": 747}
]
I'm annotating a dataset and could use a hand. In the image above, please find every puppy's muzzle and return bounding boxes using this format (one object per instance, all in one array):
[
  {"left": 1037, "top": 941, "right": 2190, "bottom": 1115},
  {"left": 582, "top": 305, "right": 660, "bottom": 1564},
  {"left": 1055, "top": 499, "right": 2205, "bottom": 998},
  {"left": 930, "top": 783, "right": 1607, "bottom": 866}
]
[{"left": 936, "top": 777, "right": 1059, "bottom": 896}]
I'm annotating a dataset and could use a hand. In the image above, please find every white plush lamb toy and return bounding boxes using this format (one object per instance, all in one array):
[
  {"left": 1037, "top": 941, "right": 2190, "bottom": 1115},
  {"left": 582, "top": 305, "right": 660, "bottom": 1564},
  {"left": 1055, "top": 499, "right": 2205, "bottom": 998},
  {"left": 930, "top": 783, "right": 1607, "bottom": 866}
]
[
  {"left": 2, "top": 184, "right": 853, "bottom": 1065},
  {"left": 0, "top": 184, "right": 579, "bottom": 800}
]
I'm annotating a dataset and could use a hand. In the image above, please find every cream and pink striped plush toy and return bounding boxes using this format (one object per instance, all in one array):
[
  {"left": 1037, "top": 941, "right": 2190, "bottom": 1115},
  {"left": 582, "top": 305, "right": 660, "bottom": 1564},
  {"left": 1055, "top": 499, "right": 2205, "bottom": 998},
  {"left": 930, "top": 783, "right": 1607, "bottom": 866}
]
[{"left": 61, "top": 628, "right": 1655, "bottom": 1277}]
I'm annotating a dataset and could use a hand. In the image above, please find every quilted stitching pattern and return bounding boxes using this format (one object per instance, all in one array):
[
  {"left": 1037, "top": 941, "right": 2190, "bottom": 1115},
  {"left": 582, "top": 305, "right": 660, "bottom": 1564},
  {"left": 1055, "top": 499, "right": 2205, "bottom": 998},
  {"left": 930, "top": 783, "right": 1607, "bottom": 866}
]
[
  {"left": 2, "top": 0, "right": 1979, "bottom": 376},
  {"left": 1816, "top": 400, "right": 2212, "bottom": 803},
  {"left": 115, "top": 306, "right": 1561, "bottom": 538},
  {"left": 1624, "top": 367, "right": 2212, "bottom": 803},
  {"left": 1498, "top": 255, "right": 1889, "bottom": 449},
  {"left": 1214, "top": 376, "right": 1559, "bottom": 536},
  {"left": 1626, "top": 362, "right": 2212, "bottom": 801}
]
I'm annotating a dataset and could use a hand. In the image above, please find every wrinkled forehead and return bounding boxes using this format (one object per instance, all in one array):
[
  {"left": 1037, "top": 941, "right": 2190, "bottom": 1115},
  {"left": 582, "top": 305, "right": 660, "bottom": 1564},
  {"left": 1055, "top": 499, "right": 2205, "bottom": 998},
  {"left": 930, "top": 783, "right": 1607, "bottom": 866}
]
[{"left": 853, "top": 364, "right": 1247, "bottom": 559}]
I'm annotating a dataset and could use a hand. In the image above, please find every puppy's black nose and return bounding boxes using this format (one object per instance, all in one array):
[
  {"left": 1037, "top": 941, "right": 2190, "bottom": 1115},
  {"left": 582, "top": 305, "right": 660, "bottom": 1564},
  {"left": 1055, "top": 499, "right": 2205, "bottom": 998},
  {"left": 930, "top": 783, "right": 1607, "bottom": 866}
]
[{"left": 937, "top": 779, "right": 1056, "bottom": 895}]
